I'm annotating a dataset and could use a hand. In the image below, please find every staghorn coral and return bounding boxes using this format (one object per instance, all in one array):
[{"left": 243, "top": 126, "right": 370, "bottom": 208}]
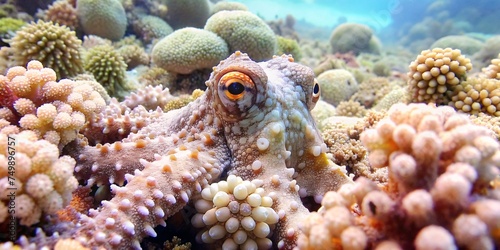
[
  {"left": 0, "top": 60, "right": 106, "bottom": 148},
  {"left": 317, "top": 69, "right": 359, "bottom": 106},
  {"left": 407, "top": 47, "right": 472, "bottom": 104},
  {"left": 0, "top": 130, "right": 79, "bottom": 226},
  {"left": 448, "top": 77, "right": 500, "bottom": 116},
  {"left": 9, "top": 20, "right": 84, "bottom": 79},
  {"left": 76, "top": 0, "right": 127, "bottom": 41},
  {"left": 191, "top": 175, "right": 279, "bottom": 248},
  {"left": 9, "top": 52, "right": 352, "bottom": 249},
  {"left": 336, "top": 100, "right": 366, "bottom": 117},
  {"left": 83, "top": 44, "right": 131, "bottom": 99},
  {"left": 205, "top": 10, "right": 277, "bottom": 62},
  {"left": 298, "top": 103, "right": 500, "bottom": 249},
  {"left": 152, "top": 28, "right": 229, "bottom": 75}
]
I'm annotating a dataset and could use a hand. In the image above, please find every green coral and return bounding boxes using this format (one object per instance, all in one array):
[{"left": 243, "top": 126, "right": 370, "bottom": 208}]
[
  {"left": 132, "top": 15, "right": 173, "bottom": 44},
  {"left": 164, "top": 0, "right": 210, "bottom": 29},
  {"left": 84, "top": 45, "right": 130, "bottom": 98},
  {"left": 151, "top": 27, "right": 229, "bottom": 74},
  {"left": 329, "top": 23, "right": 380, "bottom": 55},
  {"left": 9, "top": 20, "right": 84, "bottom": 79},
  {"left": 210, "top": 1, "right": 248, "bottom": 15},
  {"left": 76, "top": 0, "right": 127, "bottom": 41},
  {"left": 276, "top": 35, "right": 302, "bottom": 61},
  {"left": 0, "top": 17, "right": 25, "bottom": 36},
  {"left": 204, "top": 10, "right": 277, "bottom": 61},
  {"left": 317, "top": 69, "right": 359, "bottom": 106},
  {"left": 431, "top": 35, "right": 484, "bottom": 55}
]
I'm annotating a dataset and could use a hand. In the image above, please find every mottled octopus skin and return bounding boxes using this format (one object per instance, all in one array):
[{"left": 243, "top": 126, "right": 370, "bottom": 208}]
[{"left": 68, "top": 52, "right": 352, "bottom": 249}]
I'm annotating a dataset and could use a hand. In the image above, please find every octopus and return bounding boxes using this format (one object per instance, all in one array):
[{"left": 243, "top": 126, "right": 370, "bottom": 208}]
[{"left": 59, "top": 51, "right": 352, "bottom": 249}]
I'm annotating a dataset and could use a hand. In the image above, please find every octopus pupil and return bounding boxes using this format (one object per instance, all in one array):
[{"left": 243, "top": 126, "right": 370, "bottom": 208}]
[
  {"left": 228, "top": 82, "right": 245, "bottom": 95},
  {"left": 313, "top": 83, "right": 319, "bottom": 94}
]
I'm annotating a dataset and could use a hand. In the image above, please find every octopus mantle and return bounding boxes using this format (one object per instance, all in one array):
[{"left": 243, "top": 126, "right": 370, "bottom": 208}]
[{"left": 66, "top": 52, "right": 352, "bottom": 249}]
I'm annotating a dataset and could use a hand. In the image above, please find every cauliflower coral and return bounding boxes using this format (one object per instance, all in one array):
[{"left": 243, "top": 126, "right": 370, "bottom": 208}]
[
  {"left": 298, "top": 103, "right": 500, "bottom": 249},
  {"left": 0, "top": 60, "right": 106, "bottom": 149}
]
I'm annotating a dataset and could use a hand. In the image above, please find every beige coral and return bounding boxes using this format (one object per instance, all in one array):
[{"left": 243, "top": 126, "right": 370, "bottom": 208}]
[
  {"left": 482, "top": 53, "right": 500, "bottom": 79},
  {"left": 407, "top": 48, "right": 472, "bottom": 104},
  {"left": 0, "top": 131, "right": 78, "bottom": 226},
  {"left": 336, "top": 100, "right": 366, "bottom": 117},
  {"left": 298, "top": 103, "right": 500, "bottom": 249},
  {"left": 0, "top": 60, "right": 106, "bottom": 148},
  {"left": 448, "top": 77, "right": 500, "bottom": 116}
]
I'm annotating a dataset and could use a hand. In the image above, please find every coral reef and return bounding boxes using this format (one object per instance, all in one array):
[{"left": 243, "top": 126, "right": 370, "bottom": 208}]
[
  {"left": 9, "top": 20, "right": 84, "bottom": 79},
  {"left": 205, "top": 10, "right": 277, "bottom": 62},
  {"left": 298, "top": 103, "right": 500, "bottom": 249},
  {"left": 151, "top": 28, "right": 229, "bottom": 75},
  {"left": 76, "top": 0, "right": 127, "bottom": 41},
  {"left": 317, "top": 69, "right": 359, "bottom": 106},
  {"left": 407, "top": 48, "right": 472, "bottom": 104}
]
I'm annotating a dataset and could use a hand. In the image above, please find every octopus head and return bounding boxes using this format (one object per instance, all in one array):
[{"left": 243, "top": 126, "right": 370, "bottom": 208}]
[{"left": 207, "top": 51, "right": 327, "bottom": 173}]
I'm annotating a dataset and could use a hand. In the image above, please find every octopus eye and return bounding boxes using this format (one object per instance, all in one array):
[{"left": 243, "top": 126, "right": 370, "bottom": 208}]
[
  {"left": 219, "top": 71, "right": 254, "bottom": 101},
  {"left": 312, "top": 79, "right": 320, "bottom": 102}
]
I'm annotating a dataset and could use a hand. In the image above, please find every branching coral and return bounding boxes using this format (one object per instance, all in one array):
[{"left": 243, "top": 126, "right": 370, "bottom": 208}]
[
  {"left": 407, "top": 48, "right": 472, "bottom": 104},
  {"left": 9, "top": 20, "right": 84, "bottom": 79},
  {"left": 298, "top": 103, "right": 500, "bottom": 249},
  {"left": 0, "top": 60, "right": 106, "bottom": 148},
  {"left": 0, "top": 130, "right": 78, "bottom": 226}
]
